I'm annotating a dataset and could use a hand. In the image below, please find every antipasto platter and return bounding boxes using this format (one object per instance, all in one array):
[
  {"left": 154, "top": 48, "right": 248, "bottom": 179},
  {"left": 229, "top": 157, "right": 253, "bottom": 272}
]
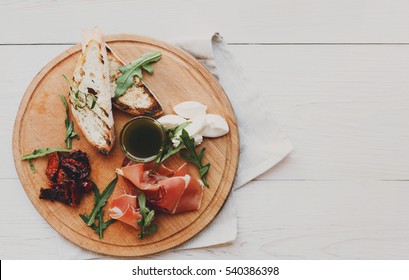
[{"left": 13, "top": 29, "right": 239, "bottom": 256}]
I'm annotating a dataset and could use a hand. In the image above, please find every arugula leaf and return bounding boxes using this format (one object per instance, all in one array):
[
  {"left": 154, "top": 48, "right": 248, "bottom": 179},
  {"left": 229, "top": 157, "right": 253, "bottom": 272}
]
[
  {"left": 60, "top": 94, "right": 80, "bottom": 149},
  {"left": 21, "top": 147, "right": 71, "bottom": 160},
  {"left": 80, "top": 179, "right": 118, "bottom": 238},
  {"left": 97, "top": 209, "right": 104, "bottom": 238},
  {"left": 155, "top": 122, "right": 191, "bottom": 166},
  {"left": 85, "top": 175, "right": 118, "bottom": 226},
  {"left": 171, "top": 121, "right": 191, "bottom": 137},
  {"left": 81, "top": 212, "right": 116, "bottom": 237},
  {"left": 28, "top": 160, "right": 36, "bottom": 173},
  {"left": 90, "top": 182, "right": 105, "bottom": 238},
  {"left": 157, "top": 142, "right": 183, "bottom": 164},
  {"left": 136, "top": 192, "right": 158, "bottom": 239},
  {"left": 142, "top": 63, "right": 154, "bottom": 74},
  {"left": 179, "top": 129, "right": 210, "bottom": 187},
  {"left": 101, "top": 219, "right": 117, "bottom": 230},
  {"left": 62, "top": 73, "right": 71, "bottom": 87},
  {"left": 114, "top": 51, "right": 161, "bottom": 99},
  {"left": 79, "top": 213, "right": 90, "bottom": 224},
  {"left": 92, "top": 182, "right": 101, "bottom": 203}
]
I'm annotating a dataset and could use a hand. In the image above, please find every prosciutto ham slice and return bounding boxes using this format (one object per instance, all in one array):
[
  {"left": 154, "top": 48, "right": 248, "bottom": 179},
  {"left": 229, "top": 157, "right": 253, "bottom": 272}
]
[
  {"left": 115, "top": 162, "right": 204, "bottom": 214},
  {"left": 109, "top": 192, "right": 142, "bottom": 229}
]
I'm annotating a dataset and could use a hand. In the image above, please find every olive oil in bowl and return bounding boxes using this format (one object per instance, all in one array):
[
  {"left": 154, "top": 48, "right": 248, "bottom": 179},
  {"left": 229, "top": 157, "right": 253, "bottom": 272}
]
[{"left": 120, "top": 116, "right": 166, "bottom": 162}]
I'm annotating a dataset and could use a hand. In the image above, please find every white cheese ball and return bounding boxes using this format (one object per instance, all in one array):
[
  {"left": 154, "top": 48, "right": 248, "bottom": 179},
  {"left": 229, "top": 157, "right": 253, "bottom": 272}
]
[
  {"left": 157, "top": 114, "right": 187, "bottom": 129},
  {"left": 201, "top": 114, "right": 229, "bottom": 137},
  {"left": 173, "top": 101, "right": 207, "bottom": 118}
]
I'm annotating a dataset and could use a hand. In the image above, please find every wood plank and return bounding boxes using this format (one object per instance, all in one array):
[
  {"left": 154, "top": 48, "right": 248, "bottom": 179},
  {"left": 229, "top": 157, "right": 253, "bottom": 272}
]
[
  {"left": 3, "top": 179, "right": 409, "bottom": 259},
  {"left": 229, "top": 44, "right": 409, "bottom": 181},
  {"left": 2, "top": 0, "right": 409, "bottom": 44},
  {"left": 2, "top": 44, "right": 409, "bottom": 181}
]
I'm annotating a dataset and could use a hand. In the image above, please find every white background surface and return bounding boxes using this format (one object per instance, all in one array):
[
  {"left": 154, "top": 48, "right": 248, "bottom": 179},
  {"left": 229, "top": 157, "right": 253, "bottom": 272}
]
[{"left": 1, "top": 0, "right": 409, "bottom": 259}]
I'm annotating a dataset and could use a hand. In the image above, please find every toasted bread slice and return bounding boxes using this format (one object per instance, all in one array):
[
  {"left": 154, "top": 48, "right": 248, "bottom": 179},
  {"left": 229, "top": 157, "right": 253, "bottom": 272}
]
[
  {"left": 106, "top": 44, "right": 163, "bottom": 118},
  {"left": 69, "top": 28, "right": 115, "bottom": 154}
]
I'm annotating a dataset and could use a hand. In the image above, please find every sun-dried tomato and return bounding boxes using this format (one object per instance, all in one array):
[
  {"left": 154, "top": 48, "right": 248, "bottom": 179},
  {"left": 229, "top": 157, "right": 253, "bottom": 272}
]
[
  {"left": 45, "top": 152, "right": 60, "bottom": 181},
  {"left": 39, "top": 150, "right": 92, "bottom": 206}
]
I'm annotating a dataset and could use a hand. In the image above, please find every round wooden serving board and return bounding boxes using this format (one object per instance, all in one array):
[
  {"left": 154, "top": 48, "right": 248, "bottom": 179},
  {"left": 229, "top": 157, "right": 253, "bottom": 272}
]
[{"left": 12, "top": 34, "right": 239, "bottom": 257}]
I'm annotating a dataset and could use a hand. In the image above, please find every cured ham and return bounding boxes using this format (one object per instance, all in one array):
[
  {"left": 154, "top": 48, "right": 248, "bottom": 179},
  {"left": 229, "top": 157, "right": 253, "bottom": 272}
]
[
  {"left": 155, "top": 175, "right": 190, "bottom": 214},
  {"left": 175, "top": 175, "right": 204, "bottom": 213},
  {"left": 109, "top": 193, "right": 142, "bottom": 229},
  {"left": 115, "top": 161, "right": 204, "bottom": 214}
]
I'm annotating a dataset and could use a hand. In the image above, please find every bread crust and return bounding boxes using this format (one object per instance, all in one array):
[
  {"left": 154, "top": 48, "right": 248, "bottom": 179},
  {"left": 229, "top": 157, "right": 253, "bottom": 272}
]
[
  {"left": 69, "top": 28, "right": 115, "bottom": 154},
  {"left": 106, "top": 44, "right": 164, "bottom": 118}
]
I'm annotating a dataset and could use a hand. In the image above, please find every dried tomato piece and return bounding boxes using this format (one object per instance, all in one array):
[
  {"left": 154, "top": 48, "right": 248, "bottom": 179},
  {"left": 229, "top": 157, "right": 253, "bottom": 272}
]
[
  {"left": 40, "top": 185, "right": 71, "bottom": 205},
  {"left": 69, "top": 150, "right": 90, "bottom": 164},
  {"left": 61, "top": 158, "right": 89, "bottom": 180},
  {"left": 69, "top": 180, "right": 82, "bottom": 206},
  {"left": 45, "top": 152, "right": 60, "bottom": 182},
  {"left": 40, "top": 150, "right": 92, "bottom": 206},
  {"left": 79, "top": 179, "right": 93, "bottom": 192},
  {"left": 56, "top": 168, "right": 69, "bottom": 185}
]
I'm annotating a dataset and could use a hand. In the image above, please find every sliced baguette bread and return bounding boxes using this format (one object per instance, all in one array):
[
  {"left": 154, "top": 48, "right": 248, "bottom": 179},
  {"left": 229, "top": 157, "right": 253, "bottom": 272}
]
[
  {"left": 69, "top": 28, "right": 115, "bottom": 154},
  {"left": 106, "top": 44, "right": 164, "bottom": 118}
]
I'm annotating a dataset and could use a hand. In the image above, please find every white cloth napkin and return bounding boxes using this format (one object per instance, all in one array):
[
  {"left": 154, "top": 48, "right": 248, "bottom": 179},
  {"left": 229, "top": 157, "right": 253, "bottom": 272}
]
[
  {"left": 59, "top": 33, "right": 293, "bottom": 257},
  {"left": 172, "top": 33, "right": 293, "bottom": 250}
]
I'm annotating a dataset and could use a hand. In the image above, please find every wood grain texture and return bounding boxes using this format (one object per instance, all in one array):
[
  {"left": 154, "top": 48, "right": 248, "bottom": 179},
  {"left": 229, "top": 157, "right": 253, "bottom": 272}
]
[
  {"left": 230, "top": 45, "right": 409, "bottom": 181},
  {"left": 12, "top": 34, "right": 239, "bottom": 256},
  {"left": 2, "top": 0, "right": 409, "bottom": 44},
  {"left": 3, "top": 0, "right": 409, "bottom": 260}
]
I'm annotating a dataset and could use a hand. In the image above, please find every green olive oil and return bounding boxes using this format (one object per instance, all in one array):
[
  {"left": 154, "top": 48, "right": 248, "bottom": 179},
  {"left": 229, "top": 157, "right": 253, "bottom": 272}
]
[{"left": 120, "top": 117, "right": 165, "bottom": 162}]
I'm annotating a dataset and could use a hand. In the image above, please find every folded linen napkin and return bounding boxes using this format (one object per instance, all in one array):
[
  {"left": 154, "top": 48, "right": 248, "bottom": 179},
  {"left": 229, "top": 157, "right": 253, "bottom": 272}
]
[
  {"left": 173, "top": 33, "right": 293, "bottom": 250},
  {"left": 177, "top": 34, "right": 294, "bottom": 190},
  {"left": 58, "top": 33, "right": 292, "bottom": 257}
]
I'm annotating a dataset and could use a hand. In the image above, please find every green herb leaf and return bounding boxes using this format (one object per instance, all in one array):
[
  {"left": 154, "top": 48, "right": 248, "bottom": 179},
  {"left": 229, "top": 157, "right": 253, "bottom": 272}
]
[
  {"left": 198, "top": 147, "right": 206, "bottom": 161},
  {"left": 93, "top": 182, "right": 101, "bottom": 202},
  {"left": 89, "top": 94, "right": 97, "bottom": 109},
  {"left": 155, "top": 122, "right": 191, "bottom": 167},
  {"left": 79, "top": 213, "right": 90, "bottom": 224},
  {"left": 138, "top": 191, "right": 148, "bottom": 216},
  {"left": 71, "top": 132, "right": 80, "bottom": 139},
  {"left": 63, "top": 74, "right": 98, "bottom": 111},
  {"left": 156, "top": 142, "right": 183, "bottom": 166},
  {"left": 133, "top": 67, "right": 143, "bottom": 80},
  {"left": 137, "top": 192, "right": 158, "bottom": 239},
  {"left": 86, "top": 175, "right": 118, "bottom": 226},
  {"left": 142, "top": 63, "right": 154, "bottom": 74},
  {"left": 60, "top": 94, "right": 70, "bottom": 125},
  {"left": 21, "top": 147, "right": 71, "bottom": 161},
  {"left": 145, "top": 210, "right": 155, "bottom": 227},
  {"left": 172, "top": 121, "right": 191, "bottom": 136},
  {"left": 115, "top": 51, "right": 161, "bottom": 99},
  {"left": 142, "top": 223, "right": 158, "bottom": 236},
  {"left": 28, "top": 160, "right": 36, "bottom": 173},
  {"left": 97, "top": 209, "right": 104, "bottom": 238},
  {"left": 154, "top": 124, "right": 210, "bottom": 187},
  {"left": 102, "top": 219, "right": 117, "bottom": 229},
  {"left": 80, "top": 179, "right": 118, "bottom": 238},
  {"left": 179, "top": 129, "right": 210, "bottom": 187},
  {"left": 60, "top": 94, "right": 80, "bottom": 149},
  {"left": 62, "top": 73, "right": 71, "bottom": 86}
]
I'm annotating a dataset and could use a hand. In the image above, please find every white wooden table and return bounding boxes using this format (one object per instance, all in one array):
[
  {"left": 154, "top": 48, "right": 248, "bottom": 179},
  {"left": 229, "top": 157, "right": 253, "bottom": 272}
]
[{"left": 2, "top": 0, "right": 409, "bottom": 259}]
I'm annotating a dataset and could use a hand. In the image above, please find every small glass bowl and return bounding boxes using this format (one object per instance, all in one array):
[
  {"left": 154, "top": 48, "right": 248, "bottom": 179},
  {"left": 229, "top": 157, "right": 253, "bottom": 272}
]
[{"left": 119, "top": 116, "right": 166, "bottom": 163}]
